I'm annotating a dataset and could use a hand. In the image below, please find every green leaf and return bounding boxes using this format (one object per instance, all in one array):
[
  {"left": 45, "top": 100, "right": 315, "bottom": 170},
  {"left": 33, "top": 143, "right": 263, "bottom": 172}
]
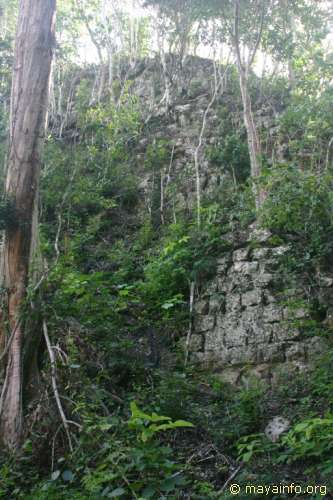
[
  {"left": 241, "top": 451, "right": 253, "bottom": 463},
  {"left": 51, "top": 470, "right": 61, "bottom": 481},
  {"left": 161, "top": 302, "right": 175, "bottom": 310},
  {"left": 141, "top": 485, "right": 156, "bottom": 497},
  {"left": 171, "top": 420, "right": 194, "bottom": 428},
  {"left": 160, "top": 477, "right": 176, "bottom": 492},
  {"left": 108, "top": 487, "right": 126, "bottom": 497}
]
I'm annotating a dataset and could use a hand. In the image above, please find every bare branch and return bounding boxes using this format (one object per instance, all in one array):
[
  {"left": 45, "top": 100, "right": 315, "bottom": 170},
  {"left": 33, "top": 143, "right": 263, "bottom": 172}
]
[
  {"left": 325, "top": 136, "right": 333, "bottom": 171},
  {"left": 43, "top": 319, "right": 73, "bottom": 453},
  {"left": 184, "top": 281, "right": 195, "bottom": 367},
  {"left": 193, "top": 58, "right": 230, "bottom": 227},
  {"left": 218, "top": 464, "right": 243, "bottom": 495}
]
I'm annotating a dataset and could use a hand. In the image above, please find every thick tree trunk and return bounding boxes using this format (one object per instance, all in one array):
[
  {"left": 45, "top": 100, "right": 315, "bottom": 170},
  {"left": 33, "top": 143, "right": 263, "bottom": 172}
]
[{"left": 0, "top": 0, "right": 56, "bottom": 450}]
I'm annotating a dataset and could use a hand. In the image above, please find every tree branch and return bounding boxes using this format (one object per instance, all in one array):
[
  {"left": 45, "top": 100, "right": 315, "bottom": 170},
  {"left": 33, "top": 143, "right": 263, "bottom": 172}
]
[
  {"left": 233, "top": 0, "right": 244, "bottom": 72},
  {"left": 43, "top": 319, "right": 73, "bottom": 453},
  {"left": 248, "top": 0, "right": 265, "bottom": 68}
]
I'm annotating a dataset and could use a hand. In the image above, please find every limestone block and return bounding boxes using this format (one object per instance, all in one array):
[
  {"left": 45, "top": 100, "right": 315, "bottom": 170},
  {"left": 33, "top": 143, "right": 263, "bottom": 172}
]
[
  {"left": 270, "top": 245, "right": 289, "bottom": 257},
  {"left": 269, "top": 323, "right": 300, "bottom": 342},
  {"left": 263, "top": 304, "right": 283, "bottom": 323},
  {"left": 289, "top": 360, "right": 308, "bottom": 373},
  {"left": 196, "top": 300, "right": 209, "bottom": 315},
  {"left": 257, "top": 344, "right": 285, "bottom": 363},
  {"left": 224, "top": 323, "right": 248, "bottom": 347},
  {"left": 175, "top": 103, "right": 192, "bottom": 114},
  {"left": 294, "top": 308, "right": 309, "bottom": 319},
  {"left": 240, "top": 305, "right": 261, "bottom": 324},
  {"left": 233, "top": 248, "right": 250, "bottom": 261},
  {"left": 244, "top": 363, "right": 271, "bottom": 383},
  {"left": 216, "top": 256, "right": 232, "bottom": 274},
  {"left": 265, "top": 416, "right": 290, "bottom": 443},
  {"left": 283, "top": 307, "right": 308, "bottom": 320},
  {"left": 205, "top": 330, "right": 224, "bottom": 352},
  {"left": 228, "top": 345, "right": 258, "bottom": 365},
  {"left": 195, "top": 314, "right": 215, "bottom": 333},
  {"left": 226, "top": 293, "right": 241, "bottom": 312},
  {"left": 246, "top": 325, "right": 272, "bottom": 345},
  {"left": 209, "top": 294, "right": 223, "bottom": 314},
  {"left": 205, "top": 281, "right": 218, "bottom": 295},
  {"left": 285, "top": 342, "right": 306, "bottom": 361},
  {"left": 217, "top": 276, "right": 227, "bottom": 292},
  {"left": 261, "top": 258, "right": 280, "bottom": 273},
  {"left": 256, "top": 272, "right": 273, "bottom": 286},
  {"left": 252, "top": 247, "right": 270, "bottom": 260},
  {"left": 263, "top": 289, "right": 277, "bottom": 304},
  {"left": 249, "top": 226, "right": 272, "bottom": 243},
  {"left": 263, "top": 290, "right": 276, "bottom": 303},
  {"left": 234, "top": 261, "right": 259, "bottom": 274},
  {"left": 188, "top": 334, "right": 204, "bottom": 352},
  {"left": 242, "top": 289, "right": 262, "bottom": 307},
  {"left": 218, "top": 368, "right": 241, "bottom": 385}
]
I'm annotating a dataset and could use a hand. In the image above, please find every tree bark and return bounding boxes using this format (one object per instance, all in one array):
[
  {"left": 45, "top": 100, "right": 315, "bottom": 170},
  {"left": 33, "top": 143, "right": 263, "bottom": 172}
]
[
  {"left": 0, "top": 0, "right": 56, "bottom": 450},
  {"left": 233, "top": 0, "right": 265, "bottom": 209},
  {"left": 238, "top": 71, "right": 261, "bottom": 178}
]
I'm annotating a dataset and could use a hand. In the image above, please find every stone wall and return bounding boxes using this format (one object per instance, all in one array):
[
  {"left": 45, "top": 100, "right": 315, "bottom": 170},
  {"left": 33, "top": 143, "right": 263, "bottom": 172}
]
[
  {"left": 131, "top": 56, "right": 330, "bottom": 383},
  {"left": 192, "top": 225, "right": 330, "bottom": 385}
]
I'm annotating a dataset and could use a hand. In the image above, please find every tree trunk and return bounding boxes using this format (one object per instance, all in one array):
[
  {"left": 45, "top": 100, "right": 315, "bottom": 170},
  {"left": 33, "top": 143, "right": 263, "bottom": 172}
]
[
  {"left": 0, "top": 0, "right": 56, "bottom": 450},
  {"left": 233, "top": 0, "right": 265, "bottom": 209},
  {"left": 238, "top": 67, "right": 264, "bottom": 209}
]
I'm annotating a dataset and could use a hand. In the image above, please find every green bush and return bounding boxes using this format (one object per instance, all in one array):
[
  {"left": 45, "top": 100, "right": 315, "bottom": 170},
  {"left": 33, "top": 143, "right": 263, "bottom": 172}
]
[{"left": 260, "top": 165, "right": 333, "bottom": 269}]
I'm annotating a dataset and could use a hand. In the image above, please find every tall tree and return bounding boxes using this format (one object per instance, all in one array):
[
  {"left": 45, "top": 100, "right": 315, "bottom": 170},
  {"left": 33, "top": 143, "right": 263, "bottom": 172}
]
[
  {"left": 0, "top": 0, "right": 56, "bottom": 449},
  {"left": 232, "top": 0, "right": 266, "bottom": 208}
]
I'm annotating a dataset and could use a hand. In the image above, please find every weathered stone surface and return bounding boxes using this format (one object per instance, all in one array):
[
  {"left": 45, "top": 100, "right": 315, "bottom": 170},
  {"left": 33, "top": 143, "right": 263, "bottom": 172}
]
[
  {"left": 271, "top": 245, "right": 289, "bottom": 257},
  {"left": 216, "top": 256, "right": 232, "bottom": 274},
  {"left": 196, "top": 300, "right": 209, "bottom": 315},
  {"left": 263, "top": 304, "right": 283, "bottom": 323},
  {"left": 285, "top": 342, "right": 306, "bottom": 361},
  {"left": 195, "top": 314, "right": 215, "bottom": 333},
  {"left": 225, "top": 294, "right": 241, "bottom": 312},
  {"left": 209, "top": 294, "right": 224, "bottom": 314},
  {"left": 217, "top": 368, "right": 241, "bottom": 385},
  {"left": 234, "top": 261, "right": 259, "bottom": 274},
  {"left": 188, "top": 334, "right": 204, "bottom": 352},
  {"left": 269, "top": 323, "right": 300, "bottom": 342},
  {"left": 263, "top": 290, "right": 276, "bottom": 303},
  {"left": 123, "top": 58, "right": 329, "bottom": 384},
  {"left": 252, "top": 247, "right": 270, "bottom": 260},
  {"left": 242, "top": 290, "right": 262, "bottom": 307},
  {"left": 249, "top": 227, "right": 272, "bottom": 243},
  {"left": 257, "top": 344, "right": 285, "bottom": 363},
  {"left": 255, "top": 272, "right": 273, "bottom": 286},
  {"left": 227, "top": 345, "right": 258, "bottom": 365},
  {"left": 265, "top": 416, "right": 290, "bottom": 443},
  {"left": 233, "top": 248, "right": 250, "bottom": 261},
  {"left": 186, "top": 221, "right": 329, "bottom": 384}
]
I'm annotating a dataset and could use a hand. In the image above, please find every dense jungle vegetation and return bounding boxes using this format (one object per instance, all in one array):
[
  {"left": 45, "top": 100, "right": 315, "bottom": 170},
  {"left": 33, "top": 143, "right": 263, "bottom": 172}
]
[{"left": 0, "top": 0, "right": 333, "bottom": 498}]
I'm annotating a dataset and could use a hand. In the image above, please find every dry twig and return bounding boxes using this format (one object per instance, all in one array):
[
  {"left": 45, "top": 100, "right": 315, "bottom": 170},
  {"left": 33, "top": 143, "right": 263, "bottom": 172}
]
[{"left": 43, "top": 319, "right": 73, "bottom": 453}]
